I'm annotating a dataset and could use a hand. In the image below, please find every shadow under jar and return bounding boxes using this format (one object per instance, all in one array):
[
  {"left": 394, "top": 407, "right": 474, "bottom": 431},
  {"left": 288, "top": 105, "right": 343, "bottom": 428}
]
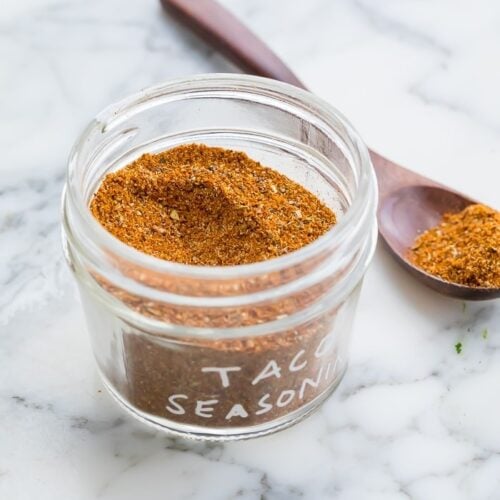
[{"left": 62, "top": 74, "right": 378, "bottom": 441}]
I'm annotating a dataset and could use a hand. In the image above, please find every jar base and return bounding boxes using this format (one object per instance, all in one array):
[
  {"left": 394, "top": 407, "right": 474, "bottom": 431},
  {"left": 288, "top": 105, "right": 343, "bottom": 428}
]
[{"left": 99, "top": 367, "right": 347, "bottom": 441}]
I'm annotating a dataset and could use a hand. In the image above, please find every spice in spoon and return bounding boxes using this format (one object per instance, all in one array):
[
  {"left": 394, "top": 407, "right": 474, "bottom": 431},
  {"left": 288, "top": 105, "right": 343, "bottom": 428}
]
[
  {"left": 409, "top": 204, "right": 499, "bottom": 288},
  {"left": 90, "top": 144, "right": 336, "bottom": 265}
]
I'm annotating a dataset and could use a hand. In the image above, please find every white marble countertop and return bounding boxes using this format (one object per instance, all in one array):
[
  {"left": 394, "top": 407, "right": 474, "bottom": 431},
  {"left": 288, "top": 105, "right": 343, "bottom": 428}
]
[{"left": 1, "top": 1, "right": 499, "bottom": 498}]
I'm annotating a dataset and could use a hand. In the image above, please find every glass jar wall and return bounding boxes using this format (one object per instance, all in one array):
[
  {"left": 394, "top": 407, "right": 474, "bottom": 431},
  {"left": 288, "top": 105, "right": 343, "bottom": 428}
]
[{"left": 62, "top": 75, "right": 377, "bottom": 440}]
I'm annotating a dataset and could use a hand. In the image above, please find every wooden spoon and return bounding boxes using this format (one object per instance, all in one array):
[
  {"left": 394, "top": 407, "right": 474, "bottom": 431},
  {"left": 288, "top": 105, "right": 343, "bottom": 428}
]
[{"left": 161, "top": 0, "right": 499, "bottom": 301}]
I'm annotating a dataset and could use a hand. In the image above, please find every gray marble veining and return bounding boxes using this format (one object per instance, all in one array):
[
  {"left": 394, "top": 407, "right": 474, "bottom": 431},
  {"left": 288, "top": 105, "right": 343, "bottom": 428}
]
[{"left": 0, "top": 0, "right": 499, "bottom": 499}]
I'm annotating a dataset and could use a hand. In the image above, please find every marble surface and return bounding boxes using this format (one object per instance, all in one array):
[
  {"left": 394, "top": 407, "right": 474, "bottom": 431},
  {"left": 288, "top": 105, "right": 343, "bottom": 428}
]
[{"left": 1, "top": 0, "right": 499, "bottom": 498}]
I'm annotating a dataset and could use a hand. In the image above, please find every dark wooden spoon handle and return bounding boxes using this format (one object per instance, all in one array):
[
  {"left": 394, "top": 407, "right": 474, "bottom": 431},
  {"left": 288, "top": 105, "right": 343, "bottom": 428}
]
[
  {"left": 162, "top": 0, "right": 304, "bottom": 88},
  {"left": 161, "top": 0, "right": 436, "bottom": 198}
]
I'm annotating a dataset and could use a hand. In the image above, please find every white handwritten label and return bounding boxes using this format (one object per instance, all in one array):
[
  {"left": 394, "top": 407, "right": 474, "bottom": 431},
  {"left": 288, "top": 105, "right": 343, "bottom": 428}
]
[
  {"left": 255, "top": 393, "right": 273, "bottom": 415},
  {"left": 289, "top": 349, "right": 307, "bottom": 372},
  {"left": 315, "top": 334, "right": 335, "bottom": 358},
  {"left": 195, "top": 399, "right": 218, "bottom": 418},
  {"left": 166, "top": 394, "right": 188, "bottom": 415},
  {"left": 299, "top": 367, "right": 324, "bottom": 399},
  {"left": 201, "top": 366, "right": 242, "bottom": 388},
  {"left": 276, "top": 389, "right": 295, "bottom": 408},
  {"left": 165, "top": 349, "right": 340, "bottom": 422},
  {"left": 225, "top": 403, "right": 249, "bottom": 420},
  {"left": 324, "top": 362, "right": 332, "bottom": 381},
  {"left": 252, "top": 360, "right": 281, "bottom": 385}
]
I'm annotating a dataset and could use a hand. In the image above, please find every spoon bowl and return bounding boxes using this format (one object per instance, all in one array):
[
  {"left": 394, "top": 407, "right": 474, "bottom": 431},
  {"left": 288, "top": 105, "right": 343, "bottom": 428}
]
[
  {"left": 161, "top": 0, "right": 499, "bottom": 301},
  {"left": 379, "top": 185, "right": 499, "bottom": 300}
]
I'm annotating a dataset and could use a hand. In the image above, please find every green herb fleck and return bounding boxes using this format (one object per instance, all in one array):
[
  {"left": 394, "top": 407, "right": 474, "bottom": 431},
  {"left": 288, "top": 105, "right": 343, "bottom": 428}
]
[
  {"left": 455, "top": 342, "right": 463, "bottom": 354},
  {"left": 462, "top": 302, "right": 467, "bottom": 313},
  {"left": 482, "top": 328, "right": 488, "bottom": 340}
]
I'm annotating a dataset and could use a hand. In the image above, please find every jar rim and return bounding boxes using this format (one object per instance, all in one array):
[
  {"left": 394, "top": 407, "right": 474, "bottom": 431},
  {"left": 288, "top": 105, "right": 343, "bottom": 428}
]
[{"left": 66, "top": 74, "right": 376, "bottom": 279}]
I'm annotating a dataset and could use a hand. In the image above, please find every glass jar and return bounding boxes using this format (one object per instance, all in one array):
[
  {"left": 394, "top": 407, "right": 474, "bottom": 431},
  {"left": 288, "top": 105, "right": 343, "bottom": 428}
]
[{"left": 62, "top": 74, "right": 377, "bottom": 441}]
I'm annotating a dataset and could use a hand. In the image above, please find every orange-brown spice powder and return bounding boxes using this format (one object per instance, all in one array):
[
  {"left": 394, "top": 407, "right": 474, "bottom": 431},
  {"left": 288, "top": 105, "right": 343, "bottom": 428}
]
[
  {"left": 409, "top": 204, "right": 499, "bottom": 288},
  {"left": 88, "top": 144, "right": 344, "bottom": 430},
  {"left": 90, "top": 144, "right": 336, "bottom": 266}
]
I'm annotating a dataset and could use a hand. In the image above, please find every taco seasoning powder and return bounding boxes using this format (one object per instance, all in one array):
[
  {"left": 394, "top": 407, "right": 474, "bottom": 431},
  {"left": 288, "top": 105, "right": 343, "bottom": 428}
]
[
  {"left": 90, "top": 144, "right": 348, "bottom": 430},
  {"left": 409, "top": 204, "right": 499, "bottom": 288}
]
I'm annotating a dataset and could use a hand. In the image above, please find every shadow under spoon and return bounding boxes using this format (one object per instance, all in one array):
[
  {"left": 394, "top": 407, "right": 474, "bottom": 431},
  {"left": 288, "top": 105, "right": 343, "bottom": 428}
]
[{"left": 161, "top": 0, "right": 500, "bottom": 301}]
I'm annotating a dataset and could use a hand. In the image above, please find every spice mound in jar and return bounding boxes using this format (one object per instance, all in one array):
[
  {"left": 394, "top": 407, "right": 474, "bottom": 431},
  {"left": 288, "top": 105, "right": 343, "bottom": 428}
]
[
  {"left": 90, "top": 143, "right": 343, "bottom": 431},
  {"left": 91, "top": 144, "right": 336, "bottom": 265},
  {"left": 409, "top": 204, "right": 500, "bottom": 288}
]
